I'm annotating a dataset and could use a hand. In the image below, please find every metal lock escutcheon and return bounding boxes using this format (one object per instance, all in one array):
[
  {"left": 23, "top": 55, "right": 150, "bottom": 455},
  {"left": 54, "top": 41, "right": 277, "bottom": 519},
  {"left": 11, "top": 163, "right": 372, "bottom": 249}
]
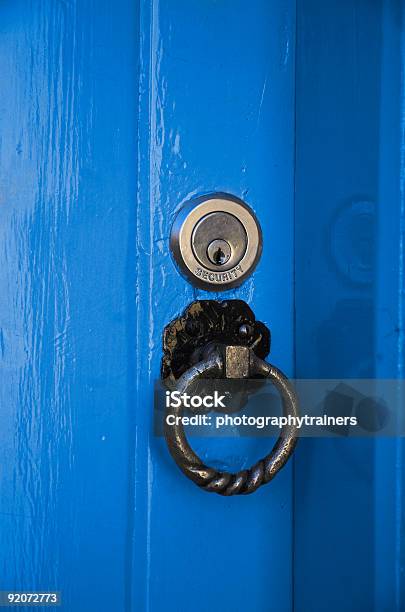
[{"left": 170, "top": 193, "right": 262, "bottom": 290}]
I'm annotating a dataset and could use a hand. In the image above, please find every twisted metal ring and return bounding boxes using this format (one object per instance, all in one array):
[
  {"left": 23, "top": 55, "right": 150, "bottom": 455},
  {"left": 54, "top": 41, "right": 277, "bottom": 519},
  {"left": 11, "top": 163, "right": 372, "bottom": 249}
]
[{"left": 164, "top": 347, "right": 299, "bottom": 496}]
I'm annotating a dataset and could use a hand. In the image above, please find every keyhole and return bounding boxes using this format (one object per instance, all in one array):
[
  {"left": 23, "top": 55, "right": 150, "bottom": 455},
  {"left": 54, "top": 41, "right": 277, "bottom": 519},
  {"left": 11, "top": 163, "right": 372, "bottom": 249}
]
[
  {"left": 206, "top": 239, "right": 232, "bottom": 266},
  {"left": 213, "top": 247, "right": 226, "bottom": 265}
]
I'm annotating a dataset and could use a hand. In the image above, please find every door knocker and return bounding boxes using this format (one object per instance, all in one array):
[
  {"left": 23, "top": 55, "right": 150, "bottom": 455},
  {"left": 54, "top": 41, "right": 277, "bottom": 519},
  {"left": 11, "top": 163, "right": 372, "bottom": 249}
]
[{"left": 161, "top": 300, "right": 299, "bottom": 496}]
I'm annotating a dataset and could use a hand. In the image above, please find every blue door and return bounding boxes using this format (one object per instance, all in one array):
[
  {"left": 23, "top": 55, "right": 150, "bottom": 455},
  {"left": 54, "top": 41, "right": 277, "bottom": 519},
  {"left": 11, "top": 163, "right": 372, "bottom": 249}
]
[{"left": 0, "top": 2, "right": 403, "bottom": 611}]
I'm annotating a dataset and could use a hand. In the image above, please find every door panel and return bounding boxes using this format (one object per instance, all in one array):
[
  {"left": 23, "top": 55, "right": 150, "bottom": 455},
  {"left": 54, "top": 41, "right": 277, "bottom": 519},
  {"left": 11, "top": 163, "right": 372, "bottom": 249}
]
[
  {"left": 134, "top": 2, "right": 296, "bottom": 611},
  {"left": 3, "top": 2, "right": 403, "bottom": 611},
  {"left": 0, "top": 2, "right": 138, "bottom": 610},
  {"left": 0, "top": 2, "right": 296, "bottom": 611},
  {"left": 295, "top": 2, "right": 405, "bottom": 611}
]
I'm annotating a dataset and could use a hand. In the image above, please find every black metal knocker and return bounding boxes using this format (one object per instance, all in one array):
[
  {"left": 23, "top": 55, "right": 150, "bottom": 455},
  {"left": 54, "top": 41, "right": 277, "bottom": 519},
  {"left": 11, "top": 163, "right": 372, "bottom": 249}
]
[{"left": 161, "top": 300, "right": 299, "bottom": 496}]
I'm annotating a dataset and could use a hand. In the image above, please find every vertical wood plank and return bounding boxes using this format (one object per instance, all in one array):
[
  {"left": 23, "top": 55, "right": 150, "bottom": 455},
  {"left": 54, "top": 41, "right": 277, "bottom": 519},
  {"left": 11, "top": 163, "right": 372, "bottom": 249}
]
[
  {"left": 132, "top": 2, "right": 296, "bottom": 611},
  {"left": 0, "top": 2, "right": 139, "bottom": 610}
]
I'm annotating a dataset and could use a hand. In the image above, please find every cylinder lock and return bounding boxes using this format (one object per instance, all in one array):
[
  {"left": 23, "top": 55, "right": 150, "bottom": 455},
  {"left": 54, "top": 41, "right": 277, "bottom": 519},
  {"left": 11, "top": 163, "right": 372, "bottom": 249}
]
[{"left": 170, "top": 194, "right": 262, "bottom": 290}]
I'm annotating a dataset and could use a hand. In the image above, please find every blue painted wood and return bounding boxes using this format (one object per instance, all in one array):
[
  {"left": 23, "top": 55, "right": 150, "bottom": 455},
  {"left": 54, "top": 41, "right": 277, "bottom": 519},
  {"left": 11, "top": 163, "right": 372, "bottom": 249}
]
[
  {"left": 374, "top": 2, "right": 405, "bottom": 609},
  {"left": 133, "top": 2, "right": 296, "bottom": 611},
  {"left": 4, "top": 2, "right": 402, "bottom": 611},
  {"left": 0, "top": 1, "right": 296, "bottom": 611},
  {"left": 0, "top": 2, "right": 138, "bottom": 610},
  {"left": 294, "top": 1, "right": 405, "bottom": 611}
]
